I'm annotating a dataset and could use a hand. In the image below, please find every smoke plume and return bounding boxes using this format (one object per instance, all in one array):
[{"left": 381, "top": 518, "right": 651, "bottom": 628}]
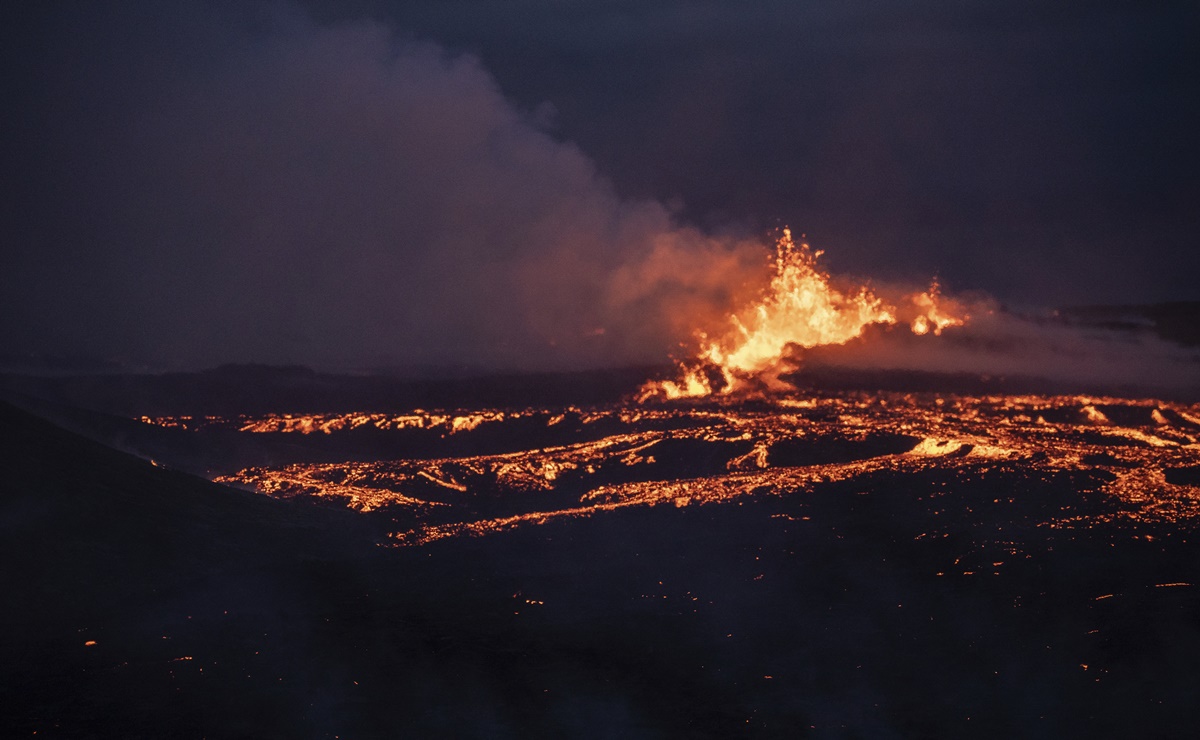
[{"left": 1, "top": 3, "right": 765, "bottom": 371}]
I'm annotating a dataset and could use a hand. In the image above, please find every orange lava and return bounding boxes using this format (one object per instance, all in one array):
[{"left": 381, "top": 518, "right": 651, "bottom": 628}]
[
  {"left": 188, "top": 393, "right": 1200, "bottom": 547},
  {"left": 640, "top": 229, "right": 966, "bottom": 399}
]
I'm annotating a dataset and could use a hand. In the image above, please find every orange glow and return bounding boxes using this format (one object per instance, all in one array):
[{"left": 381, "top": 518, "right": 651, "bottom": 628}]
[
  {"left": 909, "top": 279, "right": 965, "bottom": 336},
  {"left": 187, "top": 392, "right": 1200, "bottom": 547},
  {"left": 640, "top": 229, "right": 967, "bottom": 399},
  {"left": 142, "top": 410, "right": 516, "bottom": 435}
]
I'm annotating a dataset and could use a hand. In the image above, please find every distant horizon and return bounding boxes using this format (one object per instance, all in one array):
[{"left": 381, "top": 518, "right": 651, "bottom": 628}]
[{"left": 3, "top": 299, "right": 1197, "bottom": 381}]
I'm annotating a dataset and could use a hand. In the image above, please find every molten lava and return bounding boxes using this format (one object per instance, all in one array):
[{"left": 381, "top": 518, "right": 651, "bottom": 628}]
[
  {"left": 909, "top": 280, "right": 964, "bottom": 337},
  {"left": 641, "top": 229, "right": 967, "bottom": 399},
  {"left": 167, "top": 392, "right": 1200, "bottom": 547}
]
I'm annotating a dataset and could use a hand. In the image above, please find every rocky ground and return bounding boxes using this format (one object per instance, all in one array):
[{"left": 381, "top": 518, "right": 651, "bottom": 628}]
[{"left": 3, "top": 374, "right": 1200, "bottom": 737}]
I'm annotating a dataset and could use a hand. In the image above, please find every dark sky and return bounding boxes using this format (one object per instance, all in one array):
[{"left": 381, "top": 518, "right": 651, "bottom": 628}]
[{"left": 2, "top": 1, "right": 1198, "bottom": 371}]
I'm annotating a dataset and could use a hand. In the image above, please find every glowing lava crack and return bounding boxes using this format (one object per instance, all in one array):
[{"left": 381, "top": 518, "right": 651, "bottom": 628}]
[{"left": 183, "top": 393, "right": 1200, "bottom": 546}]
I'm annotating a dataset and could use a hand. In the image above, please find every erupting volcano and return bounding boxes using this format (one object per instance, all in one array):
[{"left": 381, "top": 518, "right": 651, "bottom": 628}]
[
  {"left": 642, "top": 229, "right": 966, "bottom": 400},
  {"left": 5, "top": 1, "right": 1199, "bottom": 735},
  {"left": 6, "top": 288, "right": 1199, "bottom": 739}
]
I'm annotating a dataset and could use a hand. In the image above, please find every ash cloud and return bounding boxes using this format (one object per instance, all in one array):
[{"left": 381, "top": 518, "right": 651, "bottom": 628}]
[{"left": 0, "top": 3, "right": 765, "bottom": 372}]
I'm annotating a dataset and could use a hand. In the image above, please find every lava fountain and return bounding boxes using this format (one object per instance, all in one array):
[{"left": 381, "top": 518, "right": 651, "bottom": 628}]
[{"left": 640, "top": 229, "right": 966, "bottom": 400}]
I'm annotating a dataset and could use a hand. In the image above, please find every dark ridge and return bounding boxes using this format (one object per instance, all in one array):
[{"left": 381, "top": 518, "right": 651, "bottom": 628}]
[
  {"left": 0, "top": 388, "right": 708, "bottom": 480},
  {"left": 0, "top": 401, "right": 380, "bottom": 736},
  {"left": 0, "top": 399, "right": 372, "bottom": 586},
  {"left": 0, "top": 364, "right": 668, "bottom": 417}
]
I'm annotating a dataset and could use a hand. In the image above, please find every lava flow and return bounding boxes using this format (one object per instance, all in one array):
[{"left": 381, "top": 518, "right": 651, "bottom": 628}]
[
  {"left": 154, "top": 392, "right": 1200, "bottom": 548},
  {"left": 640, "top": 228, "right": 965, "bottom": 400}
]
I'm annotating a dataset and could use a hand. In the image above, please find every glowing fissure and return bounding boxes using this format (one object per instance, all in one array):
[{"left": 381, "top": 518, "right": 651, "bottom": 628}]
[
  {"left": 642, "top": 229, "right": 966, "bottom": 399},
  {"left": 183, "top": 393, "right": 1200, "bottom": 546},
  {"left": 143, "top": 410, "right": 515, "bottom": 435}
]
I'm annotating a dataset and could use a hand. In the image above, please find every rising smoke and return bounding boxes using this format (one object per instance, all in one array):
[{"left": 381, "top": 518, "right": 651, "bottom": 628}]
[
  {"left": 2, "top": 3, "right": 1195, "bottom": 395},
  {"left": 1, "top": 2, "right": 765, "bottom": 371}
]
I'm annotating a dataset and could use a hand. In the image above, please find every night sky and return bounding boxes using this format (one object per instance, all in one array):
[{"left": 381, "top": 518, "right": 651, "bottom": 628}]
[{"left": 3, "top": 1, "right": 1197, "bottom": 371}]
